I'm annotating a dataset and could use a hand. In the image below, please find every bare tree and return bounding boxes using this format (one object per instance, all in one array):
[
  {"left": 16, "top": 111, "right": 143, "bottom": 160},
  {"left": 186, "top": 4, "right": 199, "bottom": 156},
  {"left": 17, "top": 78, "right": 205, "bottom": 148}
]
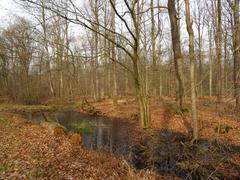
[
  {"left": 232, "top": 0, "right": 240, "bottom": 107},
  {"left": 110, "top": 0, "right": 118, "bottom": 106},
  {"left": 167, "top": 0, "right": 185, "bottom": 111},
  {"left": 193, "top": 0, "right": 206, "bottom": 97},
  {"left": 185, "top": 0, "right": 198, "bottom": 141},
  {"left": 216, "top": 0, "right": 223, "bottom": 102}
]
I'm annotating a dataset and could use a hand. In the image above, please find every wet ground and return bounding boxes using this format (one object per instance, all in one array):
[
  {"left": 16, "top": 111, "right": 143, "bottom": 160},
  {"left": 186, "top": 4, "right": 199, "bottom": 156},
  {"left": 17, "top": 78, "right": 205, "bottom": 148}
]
[
  {"left": 18, "top": 110, "right": 240, "bottom": 179},
  {"left": 20, "top": 111, "right": 133, "bottom": 156}
]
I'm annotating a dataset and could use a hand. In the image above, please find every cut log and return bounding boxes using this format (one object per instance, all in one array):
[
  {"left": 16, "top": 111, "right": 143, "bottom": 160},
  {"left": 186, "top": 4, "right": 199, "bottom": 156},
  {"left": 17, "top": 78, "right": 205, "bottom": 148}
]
[
  {"left": 39, "top": 111, "right": 67, "bottom": 136},
  {"left": 40, "top": 121, "right": 67, "bottom": 136},
  {"left": 68, "top": 133, "right": 81, "bottom": 144},
  {"left": 53, "top": 127, "right": 65, "bottom": 137}
]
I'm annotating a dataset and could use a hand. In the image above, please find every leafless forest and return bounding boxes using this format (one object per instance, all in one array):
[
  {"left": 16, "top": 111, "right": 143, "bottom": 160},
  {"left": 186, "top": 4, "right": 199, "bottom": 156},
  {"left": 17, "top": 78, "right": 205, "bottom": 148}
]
[{"left": 0, "top": 0, "right": 239, "bottom": 179}]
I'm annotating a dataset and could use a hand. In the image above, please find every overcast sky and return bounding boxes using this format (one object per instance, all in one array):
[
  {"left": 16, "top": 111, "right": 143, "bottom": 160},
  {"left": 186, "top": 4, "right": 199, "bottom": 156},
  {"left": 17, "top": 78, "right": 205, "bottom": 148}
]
[
  {"left": 0, "top": 0, "right": 36, "bottom": 28},
  {"left": 0, "top": 0, "right": 199, "bottom": 50},
  {"left": 0, "top": 0, "right": 21, "bottom": 26},
  {"left": 0, "top": 0, "right": 17, "bottom": 17}
]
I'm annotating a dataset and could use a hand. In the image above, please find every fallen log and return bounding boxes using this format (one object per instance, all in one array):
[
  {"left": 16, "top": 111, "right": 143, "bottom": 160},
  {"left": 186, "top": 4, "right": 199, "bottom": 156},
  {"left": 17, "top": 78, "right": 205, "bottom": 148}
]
[
  {"left": 40, "top": 121, "right": 66, "bottom": 136},
  {"left": 40, "top": 112, "right": 67, "bottom": 136}
]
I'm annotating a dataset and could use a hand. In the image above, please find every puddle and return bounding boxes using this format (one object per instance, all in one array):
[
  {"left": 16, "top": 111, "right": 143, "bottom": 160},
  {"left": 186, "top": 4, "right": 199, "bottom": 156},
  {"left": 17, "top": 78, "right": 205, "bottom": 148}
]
[{"left": 20, "top": 111, "right": 133, "bottom": 156}]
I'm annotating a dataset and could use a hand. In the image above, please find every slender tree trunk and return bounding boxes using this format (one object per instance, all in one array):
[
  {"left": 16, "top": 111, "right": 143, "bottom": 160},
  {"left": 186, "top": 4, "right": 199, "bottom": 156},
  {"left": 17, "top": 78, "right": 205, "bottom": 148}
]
[
  {"left": 125, "top": 71, "right": 129, "bottom": 95},
  {"left": 41, "top": 5, "right": 54, "bottom": 96},
  {"left": 132, "top": 43, "right": 150, "bottom": 129},
  {"left": 151, "top": 0, "right": 157, "bottom": 96},
  {"left": 223, "top": 30, "right": 228, "bottom": 92},
  {"left": 198, "top": 32, "right": 203, "bottom": 97},
  {"left": 93, "top": 0, "right": 100, "bottom": 101},
  {"left": 107, "top": 37, "right": 112, "bottom": 98},
  {"left": 90, "top": 40, "right": 96, "bottom": 100},
  {"left": 54, "top": 19, "right": 64, "bottom": 98},
  {"left": 132, "top": 1, "right": 150, "bottom": 129},
  {"left": 194, "top": 2, "right": 205, "bottom": 98},
  {"left": 168, "top": 0, "right": 185, "bottom": 110},
  {"left": 216, "top": 0, "right": 223, "bottom": 102},
  {"left": 208, "top": 27, "right": 213, "bottom": 97},
  {"left": 111, "top": 0, "right": 118, "bottom": 106},
  {"left": 185, "top": 0, "right": 198, "bottom": 141},
  {"left": 233, "top": 0, "right": 240, "bottom": 107},
  {"left": 64, "top": 14, "right": 71, "bottom": 96},
  {"left": 157, "top": 0, "right": 162, "bottom": 97}
]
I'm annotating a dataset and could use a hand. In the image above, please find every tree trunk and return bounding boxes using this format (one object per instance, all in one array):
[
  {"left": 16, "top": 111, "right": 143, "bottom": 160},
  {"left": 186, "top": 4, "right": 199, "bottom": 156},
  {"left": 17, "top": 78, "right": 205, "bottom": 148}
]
[
  {"left": 168, "top": 0, "right": 185, "bottom": 111},
  {"left": 216, "top": 0, "right": 223, "bottom": 102},
  {"left": 92, "top": 0, "right": 100, "bottom": 101},
  {"left": 233, "top": 0, "right": 240, "bottom": 108},
  {"left": 41, "top": 5, "right": 54, "bottom": 96},
  {"left": 133, "top": 60, "right": 150, "bottom": 129},
  {"left": 111, "top": 0, "right": 118, "bottom": 106},
  {"left": 151, "top": 0, "right": 158, "bottom": 96},
  {"left": 198, "top": 33, "right": 203, "bottom": 97},
  {"left": 133, "top": 1, "right": 150, "bottom": 129},
  {"left": 208, "top": 26, "right": 213, "bottom": 97},
  {"left": 185, "top": 0, "right": 198, "bottom": 141}
]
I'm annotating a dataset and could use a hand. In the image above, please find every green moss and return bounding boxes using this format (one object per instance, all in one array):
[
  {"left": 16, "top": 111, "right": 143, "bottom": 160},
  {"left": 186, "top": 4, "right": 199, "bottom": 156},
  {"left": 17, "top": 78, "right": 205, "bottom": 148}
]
[
  {"left": 70, "top": 121, "right": 97, "bottom": 134},
  {"left": 30, "top": 166, "right": 56, "bottom": 178},
  {"left": 0, "top": 115, "right": 9, "bottom": 127},
  {"left": 170, "top": 105, "right": 189, "bottom": 116},
  {"left": 215, "top": 124, "right": 233, "bottom": 134},
  {"left": 0, "top": 105, "right": 75, "bottom": 113},
  {"left": 0, "top": 165, "right": 6, "bottom": 175},
  {"left": 54, "top": 105, "right": 74, "bottom": 112}
]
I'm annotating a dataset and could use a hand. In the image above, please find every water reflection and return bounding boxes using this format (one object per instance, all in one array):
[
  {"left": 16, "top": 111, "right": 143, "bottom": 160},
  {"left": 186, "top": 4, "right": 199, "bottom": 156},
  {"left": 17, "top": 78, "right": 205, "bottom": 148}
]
[{"left": 21, "top": 111, "right": 132, "bottom": 155}]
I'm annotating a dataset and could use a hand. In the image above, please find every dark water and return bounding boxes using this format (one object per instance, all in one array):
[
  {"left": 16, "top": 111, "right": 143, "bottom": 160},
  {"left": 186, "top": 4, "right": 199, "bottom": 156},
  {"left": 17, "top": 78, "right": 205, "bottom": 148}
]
[
  {"left": 22, "top": 111, "right": 185, "bottom": 173},
  {"left": 21, "top": 111, "right": 133, "bottom": 156}
]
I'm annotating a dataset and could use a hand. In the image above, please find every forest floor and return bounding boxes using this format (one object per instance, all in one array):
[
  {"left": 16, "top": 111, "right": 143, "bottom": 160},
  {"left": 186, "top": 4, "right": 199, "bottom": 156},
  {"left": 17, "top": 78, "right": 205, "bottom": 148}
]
[
  {"left": 0, "top": 113, "right": 165, "bottom": 179},
  {"left": 93, "top": 96, "right": 240, "bottom": 146},
  {"left": 92, "top": 96, "right": 240, "bottom": 179},
  {"left": 0, "top": 96, "right": 239, "bottom": 179}
]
